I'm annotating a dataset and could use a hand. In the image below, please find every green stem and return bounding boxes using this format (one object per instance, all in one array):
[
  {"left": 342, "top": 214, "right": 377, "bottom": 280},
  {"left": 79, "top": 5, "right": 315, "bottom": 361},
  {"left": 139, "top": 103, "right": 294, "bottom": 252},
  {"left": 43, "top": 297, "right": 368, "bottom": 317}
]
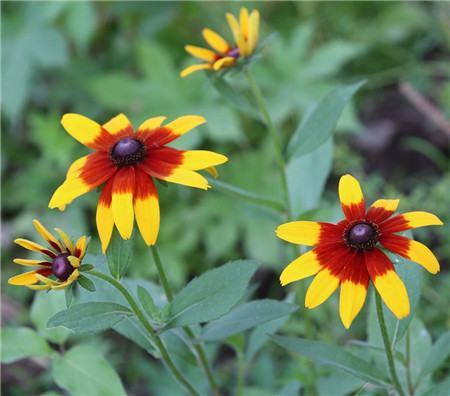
[
  {"left": 375, "top": 293, "right": 405, "bottom": 396},
  {"left": 150, "top": 246, "right": 221, "bottom": 396},
  {"left": 89, "top": 270, "right": 199, "bottom": 396},
  {"left": 405, "top": 330, "right": 415, "bottom": 396},
  {"left": 245, "top": 68, "right": 292, "bottom": 221}
]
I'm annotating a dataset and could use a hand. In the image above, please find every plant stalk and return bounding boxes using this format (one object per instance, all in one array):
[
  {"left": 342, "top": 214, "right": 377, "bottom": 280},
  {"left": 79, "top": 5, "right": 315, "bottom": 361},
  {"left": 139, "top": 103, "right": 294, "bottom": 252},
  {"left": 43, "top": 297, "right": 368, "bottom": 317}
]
[
  {"left": 150, "top": 246, "right": 221, "bottom": 396},
  {"left": 245, "top": 68, "right": 293, "bottom": 221},
  {"left": 375, "top": 292, "right": 406, "bottom": 396},
  {"left": 89, "top": 270, "right": 199, "bottom": 396}
]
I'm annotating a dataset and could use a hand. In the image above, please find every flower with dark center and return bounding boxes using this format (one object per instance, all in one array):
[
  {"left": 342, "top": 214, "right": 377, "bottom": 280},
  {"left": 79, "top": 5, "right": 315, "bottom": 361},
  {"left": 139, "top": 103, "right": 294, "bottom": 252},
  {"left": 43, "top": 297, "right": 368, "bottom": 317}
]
[
  {"left": 9, "top": 219, "right": 87, "bottom": 291},
  {"left": 110, "top": 137, "right": 146, "bottom": 166},
  {"left": 52, "top": 253, "right": 74, "bottom": 281},
  {"left": 49, "top": 113, "right": 228, "bottom": 252},
  {"left": 276, "top": 174, "right": 443, "bottom": 329},
  {"left": 181, "top": 7, "right": 260, "bottom": 77}
]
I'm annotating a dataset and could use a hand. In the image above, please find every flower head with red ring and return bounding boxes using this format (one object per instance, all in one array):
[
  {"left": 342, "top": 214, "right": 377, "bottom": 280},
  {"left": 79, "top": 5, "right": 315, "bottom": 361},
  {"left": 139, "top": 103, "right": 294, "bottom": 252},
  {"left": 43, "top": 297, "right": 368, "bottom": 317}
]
[
  {"left": 48, "top": 113, "right": 228, "bottom": 252},
  {"left": 9, "top": 220, "right": 87, "bottom": 290},
  {"left": 276, "top": 174, "right": 443, "bottom": 328}
]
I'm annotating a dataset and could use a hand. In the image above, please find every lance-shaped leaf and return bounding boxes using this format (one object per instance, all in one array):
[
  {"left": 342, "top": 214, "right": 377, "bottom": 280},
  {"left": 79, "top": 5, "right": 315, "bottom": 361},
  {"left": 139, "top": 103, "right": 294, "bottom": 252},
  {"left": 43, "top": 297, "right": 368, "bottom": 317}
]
[
  {"left": 48, "top": 302, "right": 132, "bottom": 334},
  {"left": 287, "top": 80, "right": 365, "bottom": 159},
  {"left": 106, "top": 230, "right": 134, "bottom": 280},
  {"left": 271, "top": 335, "right": 389, "bottom": 386},
  {"left": 201, "top": 300, "right": 297, "bottom": 342},
  {"left": 166, "top": 260, "right": 259, "bottom": 328}
]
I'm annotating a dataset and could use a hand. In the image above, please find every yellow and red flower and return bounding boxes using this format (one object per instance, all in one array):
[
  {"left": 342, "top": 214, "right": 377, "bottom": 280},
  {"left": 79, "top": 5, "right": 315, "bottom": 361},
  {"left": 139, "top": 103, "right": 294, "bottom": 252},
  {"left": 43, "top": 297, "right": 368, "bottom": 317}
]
[
  {"left": 8, "top": 219, "right": 87, "bottom": 290},
  {"left": 48, "top": 113, "right": 228, "bottom": 252},
  {"left": 180, "top": 7, "right": 260, "bottom": 77},
  {"left": 277, "top": 174, "right": 443, "bottom": 328}
]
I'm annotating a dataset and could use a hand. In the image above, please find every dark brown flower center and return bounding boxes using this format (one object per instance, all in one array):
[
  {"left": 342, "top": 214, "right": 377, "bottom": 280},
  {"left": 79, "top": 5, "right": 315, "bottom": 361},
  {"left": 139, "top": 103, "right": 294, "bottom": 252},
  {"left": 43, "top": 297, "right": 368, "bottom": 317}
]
[
  {"left": 52, "top": 253, "right": 74, "bottom": 281},
  {"left": 227, "top": 48, "right": 240, "bottom": 58},
  {"left": 111, "top": 138, "right": 146, "bottom": 166},
  {"left": 345, "top": 222, "right": 379, "bottom": 251}
]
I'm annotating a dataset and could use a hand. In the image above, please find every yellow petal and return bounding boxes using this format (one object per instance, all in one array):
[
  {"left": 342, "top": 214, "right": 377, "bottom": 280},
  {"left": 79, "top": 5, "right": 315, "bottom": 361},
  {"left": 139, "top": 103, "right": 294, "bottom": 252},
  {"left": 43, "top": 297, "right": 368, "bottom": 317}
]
[
  {"left": 239, "top": 7, "right": 249, "bottom": 38},
  {"left": 27, "top": 284, "right": 51, "bottom": 291},
  {"left": 138, "top": 116, "right": 167, "bottom": 132},
  {"left": 276, "top": 221, "right": 322, "bottom": 246},
  {"left": 247, "top": 10, "right": 260, "bottom": 55},
  {"left": 405, "top": 239, "right": 440, "bottom": 274},
  {"left": 102, "top": 113, "right": 133, "bottom": 136},
  {"left": 48, "top": 177, "right": 91, "bottom": 209},
  {"left": 206, "top": 166, "right": 219, "bottom": 178},
  {"left": 373, "top": 270, "right": 410, "bottom": 319},
  {"left": 8, "top": 270, "right": 40, "bottom": 285},
  {"left": 13, "top": 259, "right": 48, "bottom": 267},
  {"left": 60, "top": 113, "right": 104, "bottom": 149},
  {"left": 164, "top": 115, "right": 206, "bottom": 138},
  {"left": 401, "top": 211, "right": 443, "bottom": 229},
  {"left": 226, "top": 12, "right": 241, "bottom": 44},
  {"left": 65, "top": 155, "right": 89, "bottom": 180},
  {"left": 32, "top": 219, "right": 63, "bottom": 251},
  {"left": 111, "top": 169, "right": 135, "bottom": 240},
  {"left": 52, "top": 269, "right": 80, "bottom": 290},
  {"left": 305, "top": 269, "right": 340, "bottom": 309},
  {"left": 212, "top": 56, "right": 236, "bottom": 71},
  {"left": 67, "top": 256, "right": 80, "bottom": 268},
  {"left": 54, "top": 227, "right": 75, "bottom": 254},
  {"left": 35, "top": 274, "right": 60, "bottom": 286},
  {"left": 338, "top": 174, "right": 365, "bottom": 219},
  {"left": 75, "top": 236, "right": 88, "bottom": 259},
  {"left": 280, "top": 250, "right": 322, "bottom": 286},
  {"left": 180, "top": 63, "right": 212, "bottom": 78},
  {"left": 202, "top": 28, "right": 230, "bottom": 53},
  {"left": 182, "top": 150, "right": 228, "bottom": 170},
  {"left": 134, "top": 182, "right": 160, "bottom": 246},
  {"left": 97, "top": 202, "right": 114, "bottom": 254},
  {"left": 370, "top": 199, "right": 400, "bottom": 212},
  {"left": 14, "top": 238, "right": 51, "bottom": 254},
  {"left": 339, "top": 281, "right": 368, "bottom": 329},
  {"left": 185, "top": 45, "right": 217, "bottom": 62},
  {"left": 161, "top": 168, "right": 209, "bottom": 190}
]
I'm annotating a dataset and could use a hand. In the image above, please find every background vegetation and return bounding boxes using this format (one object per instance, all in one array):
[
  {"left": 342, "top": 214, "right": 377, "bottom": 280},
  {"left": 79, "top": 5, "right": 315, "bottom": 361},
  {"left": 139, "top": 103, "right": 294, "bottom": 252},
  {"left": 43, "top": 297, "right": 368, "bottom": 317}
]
[{"left": 2, "top": 2, "right": 449, "bottom": 395}]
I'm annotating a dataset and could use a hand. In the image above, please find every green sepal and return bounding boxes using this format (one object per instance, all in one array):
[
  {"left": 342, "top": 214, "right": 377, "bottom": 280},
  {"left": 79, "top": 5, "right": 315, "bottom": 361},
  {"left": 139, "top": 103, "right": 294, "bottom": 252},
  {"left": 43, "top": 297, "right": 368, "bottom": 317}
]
[
  {"left": 77, "top": 274, "right": 96, "bottom": 292},
  {"left": 79, "top": 264, "right": 94, "bottom": 272}
]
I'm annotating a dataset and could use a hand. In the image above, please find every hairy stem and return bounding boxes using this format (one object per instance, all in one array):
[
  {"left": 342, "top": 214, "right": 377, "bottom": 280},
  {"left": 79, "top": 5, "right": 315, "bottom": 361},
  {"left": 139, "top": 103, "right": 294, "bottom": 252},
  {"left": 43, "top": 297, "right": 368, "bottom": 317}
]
[
  {"left": 375, "top": 292, "right": 405, "bottom": 396},
  {"left": 150, "top": 246, "right": 221, "bottom": 396},
  {"left": 89, "top": 270, "right": 199, "bottom": 396}
]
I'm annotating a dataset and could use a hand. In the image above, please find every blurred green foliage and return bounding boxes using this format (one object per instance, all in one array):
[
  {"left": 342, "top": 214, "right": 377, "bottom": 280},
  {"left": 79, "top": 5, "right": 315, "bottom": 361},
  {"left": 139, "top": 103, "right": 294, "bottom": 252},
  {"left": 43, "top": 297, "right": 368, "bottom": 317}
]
[{"left": 2, "top": 2, "right": 449, "bottom": 395}]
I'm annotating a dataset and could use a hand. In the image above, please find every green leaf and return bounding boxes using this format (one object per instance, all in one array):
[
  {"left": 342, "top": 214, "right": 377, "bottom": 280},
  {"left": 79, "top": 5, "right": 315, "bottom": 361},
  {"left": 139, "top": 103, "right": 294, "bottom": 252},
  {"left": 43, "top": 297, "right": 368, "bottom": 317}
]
[
  {"left": 423, "top": 377, "right": 450, "bottom": 396},
  {"left": 287, "top": 80, "right": 366, "bottom": 159},
  {"left": 79, "top": 264, "right": 94, "bottom": 272},
  {"left": 167, "top": 260, "right": 259, "bottom": 328},
  {"left": 31, "top": 291, "right": 71, "bottom": 344},
  {"left": 1, "top": 327, "right": 52, "bottom": 363},
  {"left": 78, "top": 274, "right": 96, "bottom": 292},
  {"left": 271, "top": 335, "right": 389, "bottom": 386},
  {"left": 201, "top": 300, "right": 297, "bottom": 342},
  {"left": 52, "top": 345, "right": 126, "bottom": 396},
  {"left": 137, "top": 285, "right": 159, "bottom": 321},
  {"left": 210, "top": 75, "right": 258, "bottom": 119},
  {"left": 416, "top": 330, "right": 450, "bottom": 383},
  {"left": 207, "top": 177, "right": 284, "bottom": 214},
  {"left": 47, "top": 302, "right": 132, "bottom": 334},
  {"left": 106, "top": 230, "right": 134, "bottom": 280},
  {"left": 287, "top": 137, "right": 333, "bottom": 217}
]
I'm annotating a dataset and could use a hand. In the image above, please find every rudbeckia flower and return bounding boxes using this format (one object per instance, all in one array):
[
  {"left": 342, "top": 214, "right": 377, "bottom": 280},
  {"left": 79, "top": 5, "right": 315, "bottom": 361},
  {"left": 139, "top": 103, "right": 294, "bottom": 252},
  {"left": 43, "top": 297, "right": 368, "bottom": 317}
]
[
  {"left": 48, "top": 113, "right": 228, "bottom": 252},
  {"left": 180, "top": 7, "right": 260, "bottom": 77},
  {"left": 8, "top": 220, "right": 87, "bottom": 290},
  {"left": 277, "top": 174, "right": 443, "bottom": 328}
]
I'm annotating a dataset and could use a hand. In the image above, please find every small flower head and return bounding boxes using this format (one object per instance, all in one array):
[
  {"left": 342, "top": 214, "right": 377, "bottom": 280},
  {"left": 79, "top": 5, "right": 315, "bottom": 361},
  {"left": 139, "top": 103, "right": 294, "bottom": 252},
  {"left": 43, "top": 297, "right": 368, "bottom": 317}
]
[
  {"left": 277, "top": 174, "right": 443, "bottom": 329},
  {"left": 48, "top": 113, "right": 228, "bottom": 252},
  {"left": 8, "top": 220, "right": 88, "bottom": 290},
  {"left": 181, "top": 7, "right": 260, "bottom": 77}
]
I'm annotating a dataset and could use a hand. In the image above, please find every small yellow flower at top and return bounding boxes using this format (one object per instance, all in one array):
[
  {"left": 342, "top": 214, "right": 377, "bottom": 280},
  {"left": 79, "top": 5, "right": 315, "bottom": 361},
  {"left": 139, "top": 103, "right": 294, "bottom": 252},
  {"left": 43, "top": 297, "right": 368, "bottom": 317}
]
[
  {"left": 8, "top": 219, "right": 87, "bottom": 290},
  {"left": 180, "top": 7, "right": 260, "bottom": 77}
]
